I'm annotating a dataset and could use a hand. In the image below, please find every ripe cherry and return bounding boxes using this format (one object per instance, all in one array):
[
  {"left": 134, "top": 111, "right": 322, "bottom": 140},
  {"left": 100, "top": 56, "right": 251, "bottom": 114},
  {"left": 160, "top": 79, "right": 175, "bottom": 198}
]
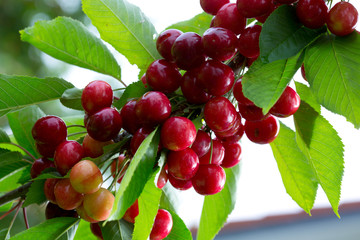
[
  {"left": 237, "top": 0, "right": 273, "bottom": 18},
  {"left": 157, "top": 166, "right": 168, "bottom": 189},
  {"left": 296, "top": 0, "right": 328, "bottom": 29},
  {"left": 44, "top": 178, "right": 59, "bottom": 204},
  {"left": 238, "top": 25, "right": 262, "bottom": 58},
  {"left": 276, "top": 0, "right": 297, "bottom": 3},
  {"left": 54, "top": 140, "right": 83, "bottom": 176},
  {"left": 120, "top": 99, "right": 141, "bottom": 134},
  {"left": 156, "top": 29, "right": 183, "bottom": 61},
  {"left": 180, "top": 69, "right": 211, "bottom": 104},
  {"left": 30, "top": 158, "right": 55, "bottom": 179},
  {"left": 161, "top": 117, "right": 197, "bottom": 151},
  {"left": 123, "top": 199, "right": 139, "bottom": 223},
  {"left": 238, "top": 104, "right": 269, "bottom": 122},
  {"left": 167, "top": 148, "right": 199, "bottom": 180},
  {"left": 35, "top": 142, "right": 58, "bottom": 158},
  {"left": 45, "top": 202, "right": 78, "bottom": 220},
  {"left": 212, "top": 3, "right": 246, "bottom": 35},
  {"left": 83, "top": 188, "right": 115, "bottom": 221},
  {"left": 221, "top": 141, "right": 242, "bottom": 168},
  {"left": 168, "top": 173, "right": 193, "bottom": 190},
  {"left": 245, "top": 115, "right": 280, "bottom": 144},
  {"left": 81, "top": 80, "right": 113, "bottom": 114},
  {"left": 327, "top": 2, "right": 358, "bottom": 36},
  {"left": 54, "top": 179, "right": 84, "bottom": 210},
  {"left": 200, "top": 0, "right": 230, "bottom": 15},
  {"left": 301, "top": 64, "right": 307, "bottom": 81},
  {"left": 32, "top": 116, "right": 67, "bottom": 145},
  {"left": 233, "top": 78, "right": 254, "bottom": 106},
  {"left": 214, "top": 115, "right": 242, "bottom": 139},
  {"left": 270, "top": 86, "right": 300, "bottom": 118},
  {"left": 199, "top": 139, "right": 225, "bottom": 165},
  {"left": 70, "top": 160, "right": 103, "bottom": 194},
  {"left": 150, "top": 209, "right": 173, "bottom": 240},
  {"left": 82, "top": 134, "right": 113, "bottom": 158},
  {"left": 130, "top": 127, "right": 155, "bottom": 155},
  {"left": 191, "top": 130, "right": 211, "bottom": 158},
  {"left": 218, "top": 123, "right": 245, "bottom": 143},
  {"left": 90, "top": 223, "right": 103, "bottom": 240},
  {"left": 86, "top": 107, "right": 122, "bottom": 142},
  {"left": 192, "top": 164, "right": 226, "bottom": 195}
]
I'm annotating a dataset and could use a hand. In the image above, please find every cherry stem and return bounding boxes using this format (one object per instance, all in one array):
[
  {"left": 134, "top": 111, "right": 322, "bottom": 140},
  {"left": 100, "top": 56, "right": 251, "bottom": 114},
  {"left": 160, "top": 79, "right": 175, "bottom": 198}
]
[
  {"left": 0, "top": 182, "right": 32, "bottom": 207},
  {"left": 66, "top": 125, "right": 85, "bottom": 129},
  {"left": 113, "top": 88, "right": 126, "bottom": 91},
  {"left": 7, "top": 201, "right": 23, "bottom": 235},
  {"left": 2, "top": 142, "right": 37, "bottom": 162},
  {"left": 113, "top": 96, "right": 120, "bottom": 101},
  {"left": 67, "top": 131, "right": 87, "bottom": 137},
  {"left": 0, "top": 200, "right": 22, "bottom": 221},
  {"left": 117, "top": 79, "right": 128, "bottom": 88},
  {"left": 23, "top": 207, "right": 29, "bottom": 229},
  {"left": 22, "top": 159, "right": 33, "bottom": 164},
  {"left": 209, "top": 139, "right": 214, "bottom": 165}
]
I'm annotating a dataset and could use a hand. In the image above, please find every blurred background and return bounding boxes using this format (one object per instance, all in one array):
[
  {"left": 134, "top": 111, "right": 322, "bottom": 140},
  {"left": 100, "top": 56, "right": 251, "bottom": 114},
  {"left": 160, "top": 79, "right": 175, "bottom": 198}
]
[{"left": 0, "top": 0, "right": 360, "bottom": 239}]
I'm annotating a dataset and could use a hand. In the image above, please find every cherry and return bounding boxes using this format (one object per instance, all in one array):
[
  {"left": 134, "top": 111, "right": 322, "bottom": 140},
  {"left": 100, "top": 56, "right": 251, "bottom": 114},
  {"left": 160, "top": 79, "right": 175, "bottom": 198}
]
[
  {"left": 30, "top": 157, "right": 55, "bottom": 179},
  {"left": 233, "top": 78, "right": 254, "bottom": 106},
  {"left": 214, "top": 115, "right": 242, "bottom": 139},
  {"left": 192, "top": 164, "right": 226, "bottom": 195},
  {"left": 35, "top": 142, "right": 58, "bottom": 158},
  {"left": 202, "top": 27, "right": 238, "bottom": 61},
  {"left": 221, "top": 141, "right": 242, "bottom": 168},
  {"left": 199, "top": 139, "right": 225, "bottom": 165},
  {"left": 44, "top": 178, "right": 59, "bottom": 204},
  {"left": 276, "top": 0, "right": 297, "bottom": 3},
  {"left": 301, "top": 64, "right": 307, "bottom": 81},
  {"left": 150, "top": 209, "right": 173, "bottom": 240},
  {"left": 160, "top": 117, "right": 197, "bottom": 151},
  {"left": 120, "top": 99, "right": 141, "bottom": 134},
  {"left": 84, "top": 113, "right": 90, "bottom": 128},
  {"left": 204, "top": 96, "right": 238, "bottom": 132},
  {"left": 238, "top": 104, "right": 269, "bottom": 122},
  {"left": 200, "top": 0, "right": 229, "bottom": 15},
  {"left": 83, "top": 188, "right": 115, "bottom": 221},
  {"left": 327, "top": 2, "right": 358, "bottom": 36},
  {"left": 270, "top": 86, "right": 300, "bottom": 118},
  {"left": 123, "top": 199, "right": 139, "bottom": 223},
  {"left": 90, "top": 223, "right": 103, "bottom": 240},
  {"left": 255, "top": 2, "right": 280, "bottom": 23},
  {"left": 168, "top": 173, "right": 193, "bottom": 190},
  {"left": 82, "top": 134, "right": 113, "bottom": 158},
  {"left": 76, "top": 204, "right": 98, "bottom": 223},
  {"left": 141, "top": 74, "right": 148, "bottom": 88},
  {"left": 86, "top": 107, "right": 122, "bottom": 142},
  {"left": 45, "top": 202, "right": 78, "bottom": 220},
  {"left": 197, "top": 60, "right": 235, "bottom": 96},
  {"left": 130, "top": 127, "right": 155, "bottom": 155},
  {"left": 54, "top": 179, "right": 84, "bottom": 210},
  {"left": 32, "top": 116, "right": 67, "bottom": 145},
  {"left": 237, "top": 0, "right": 273, "bottom": 18},
  {"left": 191, "top": 130, "right": 211, "bottom": 158},
  {"left": 180, "top": 69, "right": 211, "bottom": 104},
  {"left": 146, "top": 59, "right": 182, "bottom": 93},
  {"left": 171, "top": 32, "right": 205, "bottom": 70},
  {"left": 238, "top": 25, "right": 262, "bottom": 58},
  {"left": 296, "top": 0, "right": 328, "bottom": 29},
  {"left": 70, "top": 160, "right": 103, "bottom": 194},
  {"left": 156, "top": 166, "right": 168, "bottom": 189},
  {"left": 111, "top": 155, "right": 128, "bottom": 183},
  {"left": 212, "top": 3, "right": 246, "bottom": 35},
  {"left": 245, "top": 115, "right": 280, "bottom": 144},
  {"left": 135, "top": 91, "right": 171, "bottom": 128},
  {"left": 218, "top": 123, "right": 245, "bottom": 143},
  {"left": 81, "top": 80, "right": 113, "bottom": 115},
  {"left": 156, "top": 29, "right": 183, "bottom": 61},
  {"left": 246, "top": 56, "right": 258, "bottom": 68},
  {"left": 54, "top": 140, "right": 83, "bottom": 175},
  {"left": 167, "top": 148, "right": 199, "bottom": 180}
]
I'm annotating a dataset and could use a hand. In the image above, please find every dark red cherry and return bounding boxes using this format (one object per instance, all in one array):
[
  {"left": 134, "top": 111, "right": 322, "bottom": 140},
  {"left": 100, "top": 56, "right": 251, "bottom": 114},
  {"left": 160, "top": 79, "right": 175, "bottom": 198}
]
[
  {"left": 167, "top": 148, "right": 199, "bottom": 180},
  {"left": 212, "top": 3, "right": 246, "bottom": 35},
  {"left": 90, "top": 223, "right": 103, "bottom": 240},
  {"left": 238, "top": 25, "right": 262, "bottom": 58},
  {"left": 135, "top": 91, "right": 171, "bottom": 128},
  {"left": 123, "top": 199, "right": 139, "bottom": 223},
  {"left": 30, "top": 157, "right": 55, "bottom": 179},
  {"left": 35, "top": 142, "right": 58, "bottom": 158},
  {"left": 54, "top": 178, "right": 84, "bottom": 210},
  {"left": 237, "top": 0, "right": 273, "bottom": 18},
  {"left": 301, "top": 64, "right": 307, "bottom": 81},
  {"left": 168, "top": 173, "right": 193, "bottom": 190},
  {"left": 202, "top": 27, "right": 238, "bottom": 61},
  {"left": 32, "top": 116, "right": 67, "bottom": 145},
  {"left": 221, "top": 141, "right": 242, "bottom": 168},
  {"left": 156, "top": 29, "right": 183, "bottom": 61},
  {"left": 255, "top": 1, "right": 280, "bottom": 23},
  {"left": 276, "top": 0, "right": 297, "bottom": 3},
  {"left": 161, "top": 117, "right": 197, "bottom": 151},
  {"left": 327, "top": 2, "right": 358, "bottom": 36},
  {"left": 238, "top": 104, "right": 269, "bottom": 122},
  {"left": 270, "top": 86, "right": 300, "bottom": 118},
  {"left": 86, "top": 107, "right": 122, "bottom": 142},
  {"left": 200, "top": 0, "right": 230, "bottom": 15},
  {"left": 44, "top": 178, "right": 59, "bottom": 204},
  {"left": 192, "top": 164, "right": 226, "bottom": 195},
  {"left": 81, "top": 80, "right": 113, "bottom": 115},
  {"left": 150, "top": 209, "right": 173, "bottom": 240},
  {"left": 197, "top": 60, "right": 235, "bottom": 96},
  {"left": 171, "top": 32, "right": 205, "bottom": 70},
  {"left": 296, "top": 0, "right": 328, "bottom": 29},
  {"left": 54, "top": 140, "right": 84, "bottom": 176},
  {"left": 246, "top": 56, "right": 258, "bottom": 68},
  {"left": 233, "top": 78, "right": 254, "bottom": 106},
  {"left": 146, "top": 60, "right": 182, "bottom": 93},
  {"left": 199, "top": 139, "right": 225, "bottom": 165},
  {"left": 218, "top": 122, "right": 245, "bottom": 143},
  {"left": 45, "top": 202, "right": 78, "bottom": 220},
  {"left": 120, "top": 100, "right": 141, "bottom": 134},
  {"left": 140, "top": 74, "right": 148, "bottom": 88},
  {"left": 156, "top": 166, "right": 168, "bottom": 189},
  {"left": 130, "top": 127, "right": 154, "bottom": 155},
  {"left": 180, "top": 69, "right": 211, "bottom": 104},
  {"left": 245, "top": 115, "right": 280, "bottom": 144},
  {"left": 191, "top": 130, "right": 211, "bottom": 158}
]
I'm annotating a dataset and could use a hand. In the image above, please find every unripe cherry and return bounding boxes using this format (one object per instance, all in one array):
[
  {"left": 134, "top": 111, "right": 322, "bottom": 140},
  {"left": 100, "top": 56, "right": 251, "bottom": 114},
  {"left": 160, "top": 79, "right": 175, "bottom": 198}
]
[
  {"left": 83, "top": 188, "right": 115, "bottom": 221},
  {"left": 82, "top": 134, "right": 113, "bottom": 158},
  {"left": 54, "top": 179, "right": 84, "bottom": 210},
  {"left": 70, "top": 160, "right": 103, "bottom": 194}
]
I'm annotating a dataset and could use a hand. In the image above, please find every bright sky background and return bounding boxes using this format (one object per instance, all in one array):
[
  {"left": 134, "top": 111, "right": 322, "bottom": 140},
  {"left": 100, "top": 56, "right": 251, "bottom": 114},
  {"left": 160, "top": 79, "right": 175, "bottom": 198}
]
[{"left": 43, "top": 0, "right": 360, "bottom": 228}]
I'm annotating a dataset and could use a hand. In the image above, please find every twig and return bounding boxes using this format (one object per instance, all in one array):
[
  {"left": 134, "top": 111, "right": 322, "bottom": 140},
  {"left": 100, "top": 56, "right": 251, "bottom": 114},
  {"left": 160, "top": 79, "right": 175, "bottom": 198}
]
[
  {"left": 0, "top": 201, "right": 22, "bottom": 220},
  {"left": 0, "top": 182, "right": 32, "bottom": 206}
]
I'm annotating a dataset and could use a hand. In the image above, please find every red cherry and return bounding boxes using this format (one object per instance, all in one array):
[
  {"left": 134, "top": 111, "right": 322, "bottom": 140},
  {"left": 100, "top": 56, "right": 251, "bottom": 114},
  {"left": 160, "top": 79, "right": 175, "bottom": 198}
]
[
  {"left": 141, "top": 74, "right": 148, "bottom": 88},
  {"left": 168, "top": 173, "right": 193, "bottom": 190},
  {"left": 167, "top": 148, "right": 199, "bottom": 180},
  {"left": 212, "top": 3, "right": 246, "bottom": 35},
  {"left": 301, "top": 64, "right": 307, "bottom": 81},
  {"left": 161, "top": 117, "right": 197, "bottom": 151},
  {"left": 218, "top": 123, "right": 245, "bottom": 143},
  {"left": 44, "top": 178, "right": 59, "bottom": 204},
  {"left": 255, "top": 2, "right": 280, "bottom": 23},
  {"left": 245, "top": 115, "right": 280, "bottom": 144},
  {"left": 180, "top": 69, "right": 211, "bottom": 104},
  {"left": 32, "top": 116, "right": 67, "bottom": 145},
  {"left": 327, "top": 2, "right": 358, "bottom": 36},
  {"left": 120, "top": 100, "right": 141, "bottom": 134},
  {"left": 146, "top": 59, "right": 182, "bottom": 93},
  {"left": 270, "top": 86, "right": 300, "bottom": 118},
  {"left": 237, "top": 0, "right": 273, "bottom": 18},
  {"left": 35, "top": 142, "right": 58, "bottom": 158},
  {"left": 150, "top": 209, "right": 173, "bottom": 240},
  {"left": 191, "top": 130, "right": 211, "bottom": 158},
  {"left": 130, "top": 127, "right": 154, "bottom": 155},
  {"left": 156, "top": 29, "right": 183, "bottom": 61},
  {"left": 192, "top": 164, "right": 226, "bottom": 195},
  {"left": 238, "top": 25, "right": 262, "bottom": 58},
  {"left": 296, "top": 0, "right": 328, "bottom": 29},
  {"left": 90, "top": 223, "right": 103, "bottom": 240},
  {"left": 54, "top": 140, "right": 83, "bottom": 176},
  {"left": 233, "top": 78, "right": 254, "bottom": 106},
  {"left": 200, "top": 0, "right": 230, "bottom": 15},
  {"left": 199, "top": 139, "right": 225, "bottom": 165},
  {"left": 45, "top": 202, "right": 78, "bottom": 220},
  {"left": 156, "top": 167, "right": 168, "bottom": 189},
  {"left": 221, "top": 141, "right": 242, "bottom": 168},
  {"left": 123, "top": 199, "right": 139, "bottom": 223},
  {"left": 276, "top": 0, "right": 297, "bottom": 3},
  {"left": 30, "top": 158, "right": 55, "bottom": 179},
  {"left": 214, "top": 115, "right": 242, "bottom": 139},
  {"left": 238, "top": 104, "right": 269, "bottom": 122},
  {"left": 54, "top": 179, "right": 84, "bottom": 210},
  {"left": 81, "top": 80, "right": 113, "bottom": 114}
]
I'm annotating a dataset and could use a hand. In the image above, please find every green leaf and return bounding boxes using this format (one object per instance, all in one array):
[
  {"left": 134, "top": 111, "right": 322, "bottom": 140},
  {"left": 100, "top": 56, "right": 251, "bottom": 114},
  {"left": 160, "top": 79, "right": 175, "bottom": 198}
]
[
  {"left": 0, "top": 129, "right": 10, "bottom": 143},
  {"left": 101, "top": 220, "right": 133, "bottom": 240},
  {"left": 20, "top": 17, "right": 121, "bottom": 80},
  {"left": 60, "top": 88, "right": 83, "bottom": 111},
  {"left": 304, "top": 32, "right": 360, "bottom": 128},
  {"left": 23, "top": 180, "right": 47, "bottom": 207},
  {"left": 0, "top": 151, "right": 29, "bottom": 187},
  {"left": 270, "top": 122, "right": 318, "bottom": 214},
  {"left": 294, "top": 101, "right": 344, "bottom": 217},
  {"left": 62, "top": 115, "right": 86, "bottom": 141},
  {"left": 33, "top": 171, "right": 63, "bottom": 180},
  {"left": 82, "top": 0, "right": 160, "bottom": 77},
  {"left": 9, "top": 217, "right": 80, "bottom": 240},
  {"left": 7, "top": 106, "right": 45, "bottom": 158},
  {"left": 108, "top": 128, "right": 160, "bottom": 221},
  {"left": 166, "top": 12, "right": 212, "bottom": 35},
  {"left": 260, "top": 5, "right": 326, "bottom": 63},
  {"left": 133, "top": 171, "right": 162, "bottom": 240},
  {"left": 159, "top": 184, "right": 181, "bottom": 215},
  {"left": 93, "top": 135, "right": 131, "bottom": 165},
  {"left": 294, "top": 82, "right": 320, "bottom": 113},
  {"left": 242, "top": 53, "right": 303, "bottom": 114},
  {"left": 164, "top": 210, "right": 192, "bottom": 240},
  {"left": 73, "top": 220, "right": 97, "bottom": 240},
  {"left": 0, "top": 74, "right": 73, "bottom": 117},
  {"left": 113, "top": 81, "right": 148, "bottom": 109},
  {"left": 197, "top": 164, "right": 241, "bottom": 240}
]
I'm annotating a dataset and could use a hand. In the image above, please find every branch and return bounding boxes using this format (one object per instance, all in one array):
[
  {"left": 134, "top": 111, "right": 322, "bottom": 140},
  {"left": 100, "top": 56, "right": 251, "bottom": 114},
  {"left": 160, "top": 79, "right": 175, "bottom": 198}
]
[{"left": 0, "top": 182, "right": 32, "bottom": 207}]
